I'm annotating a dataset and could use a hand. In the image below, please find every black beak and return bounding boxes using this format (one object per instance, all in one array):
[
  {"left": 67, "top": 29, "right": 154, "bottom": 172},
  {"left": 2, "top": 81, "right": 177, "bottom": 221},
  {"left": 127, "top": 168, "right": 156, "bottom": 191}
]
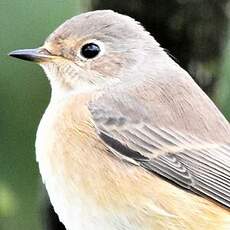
[{"left": 8, "top": 48, "right": 52, "bottom": 63}]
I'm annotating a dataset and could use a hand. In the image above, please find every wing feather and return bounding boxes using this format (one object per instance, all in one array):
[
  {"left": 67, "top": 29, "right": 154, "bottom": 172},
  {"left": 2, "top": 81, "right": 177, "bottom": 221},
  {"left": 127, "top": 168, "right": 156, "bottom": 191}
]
[{"left": 88, "top": 81, "right": 230, "bottom": 208}]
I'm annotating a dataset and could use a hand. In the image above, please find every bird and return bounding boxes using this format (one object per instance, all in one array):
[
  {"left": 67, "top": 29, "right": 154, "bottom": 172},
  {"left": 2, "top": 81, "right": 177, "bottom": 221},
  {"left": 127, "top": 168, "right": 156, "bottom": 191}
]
[{"left": 9, "top": 10, "right": 230, "bottom": 230}]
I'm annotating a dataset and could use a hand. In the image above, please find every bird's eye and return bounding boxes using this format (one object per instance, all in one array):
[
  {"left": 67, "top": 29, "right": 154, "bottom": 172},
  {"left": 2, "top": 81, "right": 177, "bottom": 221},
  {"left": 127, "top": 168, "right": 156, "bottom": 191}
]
[{"left": 80, "top": 43, "right": 101, "bottom": 59}]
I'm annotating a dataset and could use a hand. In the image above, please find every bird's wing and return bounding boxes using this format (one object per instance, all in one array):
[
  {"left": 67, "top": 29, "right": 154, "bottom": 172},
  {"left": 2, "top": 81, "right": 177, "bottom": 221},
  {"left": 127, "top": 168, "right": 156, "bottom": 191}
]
[{"left": 88, "top": 78, "right": 230, "bottom": 208}]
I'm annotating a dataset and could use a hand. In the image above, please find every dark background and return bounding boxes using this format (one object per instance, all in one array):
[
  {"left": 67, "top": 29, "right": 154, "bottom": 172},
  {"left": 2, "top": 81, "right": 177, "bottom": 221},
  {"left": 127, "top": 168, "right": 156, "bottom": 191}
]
[{"left": 1, "top": 0, "right": 230, "bottom": 229}]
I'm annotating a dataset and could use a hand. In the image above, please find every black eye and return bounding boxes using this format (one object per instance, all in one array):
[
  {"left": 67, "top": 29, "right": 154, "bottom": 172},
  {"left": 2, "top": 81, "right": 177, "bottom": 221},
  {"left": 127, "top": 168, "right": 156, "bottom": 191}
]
[{"left": 80, "top": 43, "right": 101, "bottom": 59}]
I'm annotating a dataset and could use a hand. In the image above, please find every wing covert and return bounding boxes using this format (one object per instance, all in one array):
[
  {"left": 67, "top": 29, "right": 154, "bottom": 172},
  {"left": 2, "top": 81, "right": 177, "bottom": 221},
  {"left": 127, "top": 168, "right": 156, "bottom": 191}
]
[{"left": 89, "top": 92, "right": 230, "bottom": 208}]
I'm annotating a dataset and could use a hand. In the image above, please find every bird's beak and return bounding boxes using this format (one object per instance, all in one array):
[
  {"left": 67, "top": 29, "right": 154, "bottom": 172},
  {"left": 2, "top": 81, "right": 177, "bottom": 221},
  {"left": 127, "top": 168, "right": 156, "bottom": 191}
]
[{"left": 8, "top": 47, "right": 54, "bottom": 63}]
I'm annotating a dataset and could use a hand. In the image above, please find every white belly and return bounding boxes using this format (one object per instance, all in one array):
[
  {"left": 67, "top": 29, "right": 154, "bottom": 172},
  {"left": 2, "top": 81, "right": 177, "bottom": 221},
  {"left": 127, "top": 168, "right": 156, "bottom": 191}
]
[{"left": 35, "top": 102, "right": 142, "bottom": 230}]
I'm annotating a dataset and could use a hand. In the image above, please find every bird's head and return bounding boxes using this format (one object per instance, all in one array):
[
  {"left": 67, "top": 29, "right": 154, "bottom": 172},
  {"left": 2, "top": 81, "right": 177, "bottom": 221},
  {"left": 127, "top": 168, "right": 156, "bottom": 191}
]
[{"left": 9, "top": 10, "right": 163, "bottom": 96}]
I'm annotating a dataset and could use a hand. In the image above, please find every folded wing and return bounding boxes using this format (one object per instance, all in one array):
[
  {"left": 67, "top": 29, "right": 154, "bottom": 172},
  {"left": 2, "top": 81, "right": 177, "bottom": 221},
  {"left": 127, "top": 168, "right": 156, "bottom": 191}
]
[{"left": 89, "top": 89, "right": 230, "bottom": 208}]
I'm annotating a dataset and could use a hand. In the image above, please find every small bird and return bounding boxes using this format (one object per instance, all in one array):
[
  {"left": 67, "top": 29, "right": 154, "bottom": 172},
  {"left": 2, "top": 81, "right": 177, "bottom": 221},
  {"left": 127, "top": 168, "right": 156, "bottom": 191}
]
[{"left": 9, "top": 10, "right": 230, "bottom": 230}]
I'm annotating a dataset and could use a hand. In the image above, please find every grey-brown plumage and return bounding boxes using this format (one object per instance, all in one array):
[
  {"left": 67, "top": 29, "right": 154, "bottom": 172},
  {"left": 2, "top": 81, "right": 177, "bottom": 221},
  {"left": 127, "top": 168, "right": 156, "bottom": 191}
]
[
  {"left": 89, "top": 71, "right": 230, "bottom": 207},
  {"left": 9, "top": 10, "right": 230, "bottom": 230}
]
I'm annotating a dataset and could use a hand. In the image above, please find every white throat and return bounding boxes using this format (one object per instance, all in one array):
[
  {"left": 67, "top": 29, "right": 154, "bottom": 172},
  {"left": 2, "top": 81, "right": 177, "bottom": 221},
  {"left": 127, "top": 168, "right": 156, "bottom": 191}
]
[{"left": 40, "top": 62, "right": 121, "bottom": 103}]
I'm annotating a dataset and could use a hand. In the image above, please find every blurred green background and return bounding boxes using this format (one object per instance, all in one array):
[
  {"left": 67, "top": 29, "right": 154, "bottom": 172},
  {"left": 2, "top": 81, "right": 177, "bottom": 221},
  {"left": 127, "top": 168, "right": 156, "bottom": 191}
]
[{"left": 0, "top": 0, "right": 230, "bottom": 230}]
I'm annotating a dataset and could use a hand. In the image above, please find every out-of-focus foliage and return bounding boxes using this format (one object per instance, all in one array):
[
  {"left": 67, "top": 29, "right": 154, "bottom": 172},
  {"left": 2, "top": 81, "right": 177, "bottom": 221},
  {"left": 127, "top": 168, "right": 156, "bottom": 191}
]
[
  {"left": 218, "top": 36, "right": 230, "bottom": 120},
  {"left": 0, "top": 1, "right": 89, "bottom": 230}
]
